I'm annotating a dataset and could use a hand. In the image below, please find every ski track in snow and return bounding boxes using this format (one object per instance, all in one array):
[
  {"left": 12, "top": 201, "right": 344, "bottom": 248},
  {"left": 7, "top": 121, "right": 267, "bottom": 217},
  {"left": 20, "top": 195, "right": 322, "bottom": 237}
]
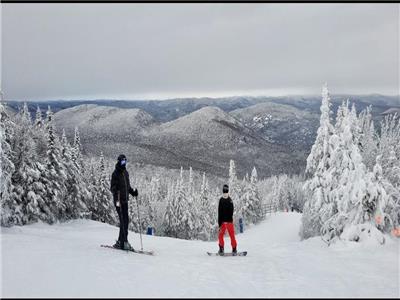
[{"left": 1, "top": 212, "right": 399, "bottom": 297}]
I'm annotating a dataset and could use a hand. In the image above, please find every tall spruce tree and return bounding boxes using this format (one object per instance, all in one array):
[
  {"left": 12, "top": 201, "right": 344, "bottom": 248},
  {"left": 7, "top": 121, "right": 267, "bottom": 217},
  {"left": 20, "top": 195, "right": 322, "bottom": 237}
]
[
  {"left": 0, "top": 101, "right": 17, "bottom": 226},
  {"left": 358, "top": 106, "right": 377, "bottom": 171},
  {"left": 198, "top": 172, "right": 217, "bottom": 240},
  {"left": 43, "top": 106, "right": 68, "bottom": 220},
  {"left": 320, "top": 101, "right": 369, "bottom": 243},
  {"left": 301, "top": 84, "right": 335, "bottom": 239},
  {"left": 91, "top": 152, "right": 116, "bottom": 224},
  {"left": 229, "top": 159, "right": 242, "bottom": 230},
  {"left": 9, "top": 103, "right": 48, "bottom": 224}
]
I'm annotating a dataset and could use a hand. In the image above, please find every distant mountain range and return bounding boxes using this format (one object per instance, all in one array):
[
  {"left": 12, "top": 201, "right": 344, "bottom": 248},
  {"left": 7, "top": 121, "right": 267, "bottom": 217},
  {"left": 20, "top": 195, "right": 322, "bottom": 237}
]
[
  {"left": 53, "top": 104, "right": 305, "bottom": 178},
  {"left": 6, "top": 94, "right": 399, "bottom": 122},
  {"left": 5, "top": 94, "right": 399, "bottom": 178}
]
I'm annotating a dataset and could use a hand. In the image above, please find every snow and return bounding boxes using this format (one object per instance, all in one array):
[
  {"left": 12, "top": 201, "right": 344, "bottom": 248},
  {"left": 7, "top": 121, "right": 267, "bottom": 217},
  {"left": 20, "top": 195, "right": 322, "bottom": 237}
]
[
  {"left": 54, "top": 104, "right": 154, "bottom": 136},
  {"left": 1, "top": 212, "right": 399, "bottom": 297}
]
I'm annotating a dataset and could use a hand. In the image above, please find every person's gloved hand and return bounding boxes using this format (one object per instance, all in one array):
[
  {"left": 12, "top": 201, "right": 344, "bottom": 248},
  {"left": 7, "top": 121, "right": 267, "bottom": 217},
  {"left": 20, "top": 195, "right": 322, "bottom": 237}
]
[{"left": 129, "top": 188, "right": 138, "bottom": 197}]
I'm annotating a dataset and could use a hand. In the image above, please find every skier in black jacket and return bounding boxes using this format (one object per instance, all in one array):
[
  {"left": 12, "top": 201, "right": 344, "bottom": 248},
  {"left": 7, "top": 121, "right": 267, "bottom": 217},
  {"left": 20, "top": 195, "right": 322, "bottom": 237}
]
[
  {"left": 218, "top": 184, "right": 237, "bottom": 255},
  {"left": 110, "top": 154, "right": 138, "bottom": 250}
]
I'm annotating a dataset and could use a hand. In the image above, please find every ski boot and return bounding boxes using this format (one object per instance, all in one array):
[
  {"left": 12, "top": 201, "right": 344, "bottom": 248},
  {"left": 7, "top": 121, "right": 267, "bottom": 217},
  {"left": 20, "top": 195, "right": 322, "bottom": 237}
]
[
  {"left": 123, "top": 241, "right": 134, "bottom": 251},
  {"left": 113, "top": 240, "right": 122, "bottom": 249},
  {"left": 232, "top": 247, "right": 237, "bottom": 256},
  {"left": 218, "top": 245, "right": 224, "bottom": 256}
]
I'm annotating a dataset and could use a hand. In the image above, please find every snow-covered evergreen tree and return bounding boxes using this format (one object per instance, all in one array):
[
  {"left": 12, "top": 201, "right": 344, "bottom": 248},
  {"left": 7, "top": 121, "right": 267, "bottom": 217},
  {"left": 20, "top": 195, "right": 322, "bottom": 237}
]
[
  {"left": 9, "top": 104, "right": 42, "bottom": 224},
  {"left": 162, "top": 167, "right": 201, "bottom": 240},
  {"left": 163, "top": 169, "right": 188, "bottom": 238},
  {"left": 197, "top": 172, "right": 217, "bottom": 240},
  {"left": 179, "top": 167, "right": 199, "bottom": 239},
  {"left": 186, "top": 166, "right": 203, "bottom": 239},
  {"left": 162, "top": 180, "right": 177, "bottom": 237},
  {"left": 60, "top": 129, "right": 90, "bottom": 219},
  {"left": 358, "top": 106, "right": 377, "bottom": 171},
  {"left": 228, "top": 159, "right": 241, "bottom": 228},
  {"left": 42, "top": 106, "right": 68, "bottom": 220},
  {"left": 321, "top": 101, "right": 376, "bottom": 243},
  {"left": 149, "top": 176, "right": 165, "bottom": 234},
  {"left": 35, "top": 105, "right": 43, "bottom": 128},
  {"left": 188, "top": 166, "right": 194, "bottom": 197},
  {"left": 228, "top": 159, "right": 239, "bottom": 200},
  {"left": 305, "top": 83, "right": 334, "bottom": 177},
  {"left": 378, "top": 114, "right": 400, "bottom": 188},
  {"left": 379, "top": 149, "right": 400, "bottom": 230},
  {"left": 376, "top": 114, "right": 400, "bottom": 227},
  {"left": 302, "top": 95, "right": 400, "bottom": 244},
  {"left": 32, "top": 105, "right": 48, "bottom": 157},
  {"left": 349, "top": 102, "right": 361, "bottom": 144},
  {"left": 339, "top": 155, "right": 396, "bottom": 244},
  {"left": 133, "top": 178, "right": 153, "bottom": 233},
  {"left": 290, "top": 175, "right": 307, "bottom": 213},
  {"left": 275, "top": 174, "right": 291, "bottom": 212},
  {"left": 0, "top": 101, "right": 17, "bottom": 226},
  {"left": 131, "top": 176, "right": 151, "bottom": 233},
  {"left": 72, "top": 127, "right": 83, "bottom": 170},
  {"left": 90, "top": 152, "right": 115, "bottom": 224},
  {"left": 250, "top": 167, "right": 263, "bottom": 222},
  {"left": 301, "top": 84, "right": 335, "bottom": 239},
  {"left": 334, "top": 100, "right": 347, "bottom": 133},
  {"left": 86, "top": 159, "right": 98, "bottom": 220},
  {"left": 239, "top": 167, "right": 263, "bottom": 225}
]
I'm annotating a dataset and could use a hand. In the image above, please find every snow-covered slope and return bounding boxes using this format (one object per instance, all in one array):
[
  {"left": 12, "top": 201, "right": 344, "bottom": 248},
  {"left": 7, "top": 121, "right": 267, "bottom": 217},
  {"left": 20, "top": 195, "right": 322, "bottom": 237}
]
[
  {"left": 159, "top": 106, "right": 248, "bottom": 141},
  {"left": 151, "top": 105, "right": 267, "bottom": 158},
  {"left": 381, "top": 107, "right": 400, "bottom": 116},
  {"left": 54, "top": 104, "right": 155, "bottom": 137},
  {"left": 230, "top": 102, "right": 319, "bottom": 149},
  {"left": 2, "top": 213, "right": 398, "bottom": 297},
  {"left": 147, "top": 106, "right": 304, "bottom": 177}
]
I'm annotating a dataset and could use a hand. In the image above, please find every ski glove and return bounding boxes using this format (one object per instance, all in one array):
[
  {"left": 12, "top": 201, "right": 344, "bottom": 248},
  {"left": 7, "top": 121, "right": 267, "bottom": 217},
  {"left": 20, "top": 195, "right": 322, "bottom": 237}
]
[{"left": 129, "top": 188, "right": 138, "bottom": 197}]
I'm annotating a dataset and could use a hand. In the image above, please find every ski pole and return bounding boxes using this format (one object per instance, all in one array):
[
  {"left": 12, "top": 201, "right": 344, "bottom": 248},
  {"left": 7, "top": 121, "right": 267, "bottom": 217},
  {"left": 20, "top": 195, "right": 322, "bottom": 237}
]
[{"left": 135, "top": 195, "right": 143, "bottom": 251}]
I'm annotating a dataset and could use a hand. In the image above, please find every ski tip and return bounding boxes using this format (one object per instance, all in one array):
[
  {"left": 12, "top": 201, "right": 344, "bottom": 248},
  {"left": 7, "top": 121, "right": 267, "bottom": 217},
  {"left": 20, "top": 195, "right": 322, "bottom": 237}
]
[{"left": 139, "top": 250, "right": 155, "bottom": 256}]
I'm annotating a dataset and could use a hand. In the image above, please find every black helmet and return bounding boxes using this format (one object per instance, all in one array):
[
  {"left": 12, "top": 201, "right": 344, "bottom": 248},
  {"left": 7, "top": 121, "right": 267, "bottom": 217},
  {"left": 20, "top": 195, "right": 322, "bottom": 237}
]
[{"left": 223, "top": 184, "right": 229, "bottom": 193}]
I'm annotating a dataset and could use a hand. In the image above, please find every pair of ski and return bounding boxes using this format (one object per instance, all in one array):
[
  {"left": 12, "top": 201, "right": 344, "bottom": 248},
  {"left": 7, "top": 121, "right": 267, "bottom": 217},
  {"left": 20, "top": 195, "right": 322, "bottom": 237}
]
[{"left": 100, "top": 244, "right": 154, "bottom": 256}]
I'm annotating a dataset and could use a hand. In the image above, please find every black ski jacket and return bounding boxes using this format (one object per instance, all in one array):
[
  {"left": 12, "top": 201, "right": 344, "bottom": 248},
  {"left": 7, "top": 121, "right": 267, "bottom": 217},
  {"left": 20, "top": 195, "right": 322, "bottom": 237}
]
[
  {"left": 218, "top": 196, "right": 234, "bottom": 227},
  {"left": 110, "top": 163, "right": 137, "bottom": 206}
]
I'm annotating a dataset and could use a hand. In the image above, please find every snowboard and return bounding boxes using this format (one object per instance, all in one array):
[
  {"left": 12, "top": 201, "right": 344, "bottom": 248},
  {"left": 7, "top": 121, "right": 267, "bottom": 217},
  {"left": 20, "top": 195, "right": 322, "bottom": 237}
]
[
  {"left": 101, "top": 244, "right": 154, "bottom": 256},
  {"left": 207, "top": 251, "right": 247, "bottom": 256}
]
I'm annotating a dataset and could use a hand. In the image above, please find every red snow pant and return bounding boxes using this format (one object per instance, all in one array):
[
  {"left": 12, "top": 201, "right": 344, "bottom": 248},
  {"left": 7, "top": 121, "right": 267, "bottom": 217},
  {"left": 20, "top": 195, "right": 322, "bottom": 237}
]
[{"left": 218, "top": 222, "right": 237, "bottom": 249}]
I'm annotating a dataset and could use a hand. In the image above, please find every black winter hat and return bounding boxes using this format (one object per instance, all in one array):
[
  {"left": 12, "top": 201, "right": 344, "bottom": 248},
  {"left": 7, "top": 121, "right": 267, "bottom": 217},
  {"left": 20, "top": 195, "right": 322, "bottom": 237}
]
[
  {"left": 117, "top": 154, "right": 127, "bottom": 162},
  {"left": 223, "top": 184, "right": 229, "bottom": 193}
]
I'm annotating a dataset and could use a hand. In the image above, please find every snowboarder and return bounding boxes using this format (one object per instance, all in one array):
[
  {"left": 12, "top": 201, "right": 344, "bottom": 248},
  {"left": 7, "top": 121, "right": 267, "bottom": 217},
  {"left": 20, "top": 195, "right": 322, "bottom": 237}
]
[
  {"left": 218, "top": 184, "right": 237, "bottom": 255},
  {"left": 110, "top": 154, "right": 138, "bottom": 250}
]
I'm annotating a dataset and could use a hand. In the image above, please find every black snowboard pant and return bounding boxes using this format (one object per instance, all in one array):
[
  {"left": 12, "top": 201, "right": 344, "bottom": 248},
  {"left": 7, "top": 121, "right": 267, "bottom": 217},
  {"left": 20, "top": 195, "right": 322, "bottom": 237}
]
[{"left": 116, "top": 203, "right": 129, "bottom": 243}]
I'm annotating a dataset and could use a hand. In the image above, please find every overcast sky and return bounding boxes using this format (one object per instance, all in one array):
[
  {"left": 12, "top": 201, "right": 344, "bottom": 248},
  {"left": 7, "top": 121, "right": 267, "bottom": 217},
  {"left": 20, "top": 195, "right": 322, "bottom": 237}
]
[{"left": 2, "top": 3, "right": 399, "bottom": 101}]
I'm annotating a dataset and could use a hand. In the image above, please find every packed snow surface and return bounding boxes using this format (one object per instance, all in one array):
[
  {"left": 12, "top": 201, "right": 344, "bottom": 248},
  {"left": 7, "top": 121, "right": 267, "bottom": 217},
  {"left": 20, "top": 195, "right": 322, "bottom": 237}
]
[{"left": 1, "top": 213, "right": 399, "bottom": 297}]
